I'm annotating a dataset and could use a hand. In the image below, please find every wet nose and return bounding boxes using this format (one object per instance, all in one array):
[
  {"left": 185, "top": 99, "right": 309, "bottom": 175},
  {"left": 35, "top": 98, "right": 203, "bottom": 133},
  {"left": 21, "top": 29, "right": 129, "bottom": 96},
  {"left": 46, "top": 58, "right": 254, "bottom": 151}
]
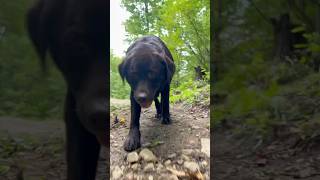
[{"left": 136, "top": 92, "right": 147, "bottom": 102}]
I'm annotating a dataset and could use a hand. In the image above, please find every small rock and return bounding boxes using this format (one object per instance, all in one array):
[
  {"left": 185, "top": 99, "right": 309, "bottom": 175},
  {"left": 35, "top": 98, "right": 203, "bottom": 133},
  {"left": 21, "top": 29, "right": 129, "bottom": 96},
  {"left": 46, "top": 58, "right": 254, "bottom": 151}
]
[
  {"left": 144, "top": 163, "right": 155, "bottom": 172},
  {"left": 159, "top": 174, "right": 179, "bottom": 180},
  {"left": 201, "top": 138, "right": 210, "bottom": 157},
  {"left": 181, "top": 154, "right": 190, "bottom": 161},
  {"left": 127, "top": 152, "right": 139, "bottom": 163},
  {"left": 131, "top": 163, "right": 139, "bottom": 170},
  {"left": 182, "top": 149, "right": 194, "bottom": 156},
  {"left": 192, "top": 125, "right": 200, "bottom": 129},
  {"left": 164, "top": 160, "right": 171, "bottom": 166},
  {"left": 201, "top": 160, "right": 208, "bottom": 167},
  {"left": 136, "top": 175, "right": 143, "bottom": 180},
  {"left": 139, "top": 148, "right": 157, "bottom": 162},
  {"left": 168, "top": 153, "right": 177, "bottom": 159},
  {"left": 124, "top": 172, "right": 134, "bottom": 180},
  {"left": 205, "top": 173, "right": 210, "bottom": 180},
  {"left": 156, "top": 163, "right": 164, "bottom": 173},
  {"left": 189, "top": 139, "right": 196, "bottom": 145},
  {"left": 148, "top": 175, "right": 154, "bottom": 180},
  {"left": 184, "top": 161, "right": 200, "bottom": 173},
  {"left": 120, "top": 165, "right": 125, "bottom": 171},
  {"left": 112, "top": 166, "right": 123, "bottom": 179},
  {"left": 157, "top": 163, "right": 164, "bottom": 169},
  {"left": 177, "top": 159, "right": 184, "bottom": 165}
]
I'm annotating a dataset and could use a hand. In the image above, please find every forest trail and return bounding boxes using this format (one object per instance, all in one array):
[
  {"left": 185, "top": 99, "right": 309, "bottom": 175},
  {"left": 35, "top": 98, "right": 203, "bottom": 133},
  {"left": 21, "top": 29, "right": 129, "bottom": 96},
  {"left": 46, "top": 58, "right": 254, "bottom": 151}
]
[
  {"left": 0, "top": 117, "right": 107, "bottom": 180},
  {"left": 110, "top": 99, "right": 210, "bottom": 179},
  {"left": 213, "top": 127, "right": 320, "bottom": 180}
]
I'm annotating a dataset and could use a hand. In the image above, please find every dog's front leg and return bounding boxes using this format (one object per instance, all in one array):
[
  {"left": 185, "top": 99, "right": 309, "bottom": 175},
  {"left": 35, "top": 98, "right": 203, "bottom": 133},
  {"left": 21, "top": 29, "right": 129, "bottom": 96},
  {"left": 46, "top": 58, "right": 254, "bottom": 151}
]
[
  {"left": 161, "top": 84, "right": 171, "bottom": 124},
  {"left": 65, "top": 90, "right": 100, "bottom": 180},
  {"left": 124, "top": 90, "right": 141, "bottom": 151}
]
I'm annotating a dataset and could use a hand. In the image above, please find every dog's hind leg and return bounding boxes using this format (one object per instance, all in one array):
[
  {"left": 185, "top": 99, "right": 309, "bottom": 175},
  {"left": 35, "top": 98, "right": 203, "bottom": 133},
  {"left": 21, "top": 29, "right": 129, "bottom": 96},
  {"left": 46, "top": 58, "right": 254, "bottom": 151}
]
[
  {"left": 161, "top": 84, "right": 171, "bottom": 124},
  {"left": 154, "top": 92, "right": 161, "bottom": 119}
]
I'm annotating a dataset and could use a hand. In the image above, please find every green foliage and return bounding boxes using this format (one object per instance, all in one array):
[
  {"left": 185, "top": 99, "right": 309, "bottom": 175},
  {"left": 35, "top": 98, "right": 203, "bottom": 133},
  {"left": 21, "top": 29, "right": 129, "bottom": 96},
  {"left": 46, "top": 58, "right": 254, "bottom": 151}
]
[
  {"left": 0, "top": 0, "right": 65, "bottom": 119},
  {"left": 121, "top": 0, "right": 164, "bottom": 41},
  {"left": 110, "top": 51, "right": 131, "bottom": 99},
  {"left": 118, "top": 0, "right": 210, "bottom": 105},
  {"left": 214, "top": 0, "right": 320, "bottom": 139},
  {"left": 170, "top": 75, "right": 209, "bottom": 106}
]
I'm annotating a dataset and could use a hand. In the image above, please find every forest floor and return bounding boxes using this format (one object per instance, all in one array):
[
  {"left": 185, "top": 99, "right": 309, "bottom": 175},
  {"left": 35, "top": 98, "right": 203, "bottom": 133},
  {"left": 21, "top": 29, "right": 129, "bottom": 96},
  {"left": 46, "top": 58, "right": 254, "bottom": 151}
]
[
  {"left": 213, "top": 125, "right": 320, "bottom": 180},
  {"left": 110, "top": 98, "right": 210, "bottom": 180},
  {"left": 0, "top": 116, "right": 107, "bottom": 180}
]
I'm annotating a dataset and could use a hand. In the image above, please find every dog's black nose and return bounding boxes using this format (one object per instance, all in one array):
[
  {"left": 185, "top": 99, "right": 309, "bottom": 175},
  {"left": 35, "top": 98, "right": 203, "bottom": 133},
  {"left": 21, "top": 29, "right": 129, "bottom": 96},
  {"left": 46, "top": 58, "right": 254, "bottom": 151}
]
[{"left": 136, "top": 92, "right": 147, "bottom": 102}]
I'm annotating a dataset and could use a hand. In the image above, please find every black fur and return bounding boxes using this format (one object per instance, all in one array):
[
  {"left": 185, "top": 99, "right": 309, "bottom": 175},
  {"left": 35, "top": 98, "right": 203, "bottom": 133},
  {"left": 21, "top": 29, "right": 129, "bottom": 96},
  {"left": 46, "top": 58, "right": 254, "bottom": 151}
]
[
  {"left": 119, "top": 35, "right": 175, "bottom": 151},
  {"left": 26, "top": 0, "right": 107, "bottom": 179}
]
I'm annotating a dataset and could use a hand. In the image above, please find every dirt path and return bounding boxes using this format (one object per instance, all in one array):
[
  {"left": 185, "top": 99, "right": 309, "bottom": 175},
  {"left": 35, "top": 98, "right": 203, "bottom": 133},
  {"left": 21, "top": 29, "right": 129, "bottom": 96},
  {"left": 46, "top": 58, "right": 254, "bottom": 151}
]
[
  {"left": 0, "top": 117, "right": 107, "bottom": 180},
  {"left": 110, "top": 99, "right": 210, "bottom": 179},
  {"left": 213, "top": 127, "right": 320, "bottom": 180}
]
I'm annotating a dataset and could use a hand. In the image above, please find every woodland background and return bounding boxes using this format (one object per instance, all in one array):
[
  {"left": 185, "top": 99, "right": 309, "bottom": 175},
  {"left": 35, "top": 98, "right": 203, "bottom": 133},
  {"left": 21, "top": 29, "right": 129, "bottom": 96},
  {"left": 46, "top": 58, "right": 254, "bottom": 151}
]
[
  {"left": 213, "top": 0, "right": 320, "bottom": 140},
  {"left": 111, "top": 0, "right": 210, "bottom": 109}
]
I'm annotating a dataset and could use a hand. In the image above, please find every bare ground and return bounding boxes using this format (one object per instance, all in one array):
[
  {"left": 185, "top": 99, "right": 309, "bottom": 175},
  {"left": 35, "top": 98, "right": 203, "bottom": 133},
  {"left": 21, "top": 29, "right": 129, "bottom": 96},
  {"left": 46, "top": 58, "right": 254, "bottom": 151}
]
[
  {"left": 0, "top": 117, "right": 107, "bottom": 180},
  {"left": 213, "top": 127, "right": 320, "bottom": 180},
  {"left": 110, "top": 99, "right": 210, "bottom": 179}
]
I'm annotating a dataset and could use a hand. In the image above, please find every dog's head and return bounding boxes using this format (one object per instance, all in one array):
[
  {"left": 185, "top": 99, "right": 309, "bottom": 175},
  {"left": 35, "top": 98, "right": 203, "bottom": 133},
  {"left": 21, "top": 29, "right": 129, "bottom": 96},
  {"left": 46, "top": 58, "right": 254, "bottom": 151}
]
[
  {"left": 119, "top": 45, "right": 174, "bottom": 108},
  {"left": 26, "top": 0, "right": 107, "bottom": 146}
]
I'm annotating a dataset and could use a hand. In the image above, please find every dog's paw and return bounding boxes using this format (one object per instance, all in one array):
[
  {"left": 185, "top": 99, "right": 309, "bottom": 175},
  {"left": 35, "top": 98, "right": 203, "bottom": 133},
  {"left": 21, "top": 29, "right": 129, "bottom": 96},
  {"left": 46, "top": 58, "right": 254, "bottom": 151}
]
[
  {"left": 155, "top": 113, "right": 161, "bottom": 119},
  {"left": 123, "top": 129, "right": 141, "bottom": 151},
  {"left": 161, "top": 116, "right": 171, "bottom": 124}
]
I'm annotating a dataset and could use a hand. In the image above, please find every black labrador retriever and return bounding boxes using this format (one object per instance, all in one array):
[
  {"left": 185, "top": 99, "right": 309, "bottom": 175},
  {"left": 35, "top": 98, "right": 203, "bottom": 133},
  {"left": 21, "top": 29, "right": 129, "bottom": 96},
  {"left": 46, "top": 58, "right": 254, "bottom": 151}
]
[
  {"left": 27, "top": 0, "right": 107, "bottom": 179},
  {"left": 119, "top": 35, "right": 175, "bottom": 151}
]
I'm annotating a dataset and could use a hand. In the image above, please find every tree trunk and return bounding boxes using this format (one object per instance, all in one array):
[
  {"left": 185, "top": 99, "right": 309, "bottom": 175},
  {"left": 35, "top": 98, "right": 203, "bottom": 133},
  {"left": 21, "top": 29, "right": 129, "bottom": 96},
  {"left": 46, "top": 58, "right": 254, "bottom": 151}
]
[
  {"left": 271, "top": 13, "right": 294, "bottom": 59},
  {"left": 213, "top": 0, "right": 222, "bottom": 82},
  {"left": 144, "top": 0, "right": 150, "bottom": 33}
]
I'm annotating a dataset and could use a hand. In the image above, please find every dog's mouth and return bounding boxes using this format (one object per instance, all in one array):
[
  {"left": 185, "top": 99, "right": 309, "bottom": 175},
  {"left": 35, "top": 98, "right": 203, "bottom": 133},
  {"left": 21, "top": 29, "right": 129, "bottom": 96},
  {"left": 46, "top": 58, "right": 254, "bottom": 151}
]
[{"left": 139, "top": 101, "right": 153, "bottom": 108}]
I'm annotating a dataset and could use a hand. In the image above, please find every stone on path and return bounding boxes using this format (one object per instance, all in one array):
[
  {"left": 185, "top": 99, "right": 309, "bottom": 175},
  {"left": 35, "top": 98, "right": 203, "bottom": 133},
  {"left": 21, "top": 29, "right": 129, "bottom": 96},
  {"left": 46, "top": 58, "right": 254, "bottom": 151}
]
[
  {"left": 127, "top": 152, "right": 139, "bottom": 163},
  {"left": 112, "top": 166, "right": 123, "bottom": 179},
  {"left": 144, "top": 163, "right": 155, "bottom": 172},
  {"left": 159, "top": 174, "right": 179, "bottom": 180},
  {"left": 184, "top": 161, "right": 200, "bottom": 173},
  {"left": 164, "top": 159, "right": 171, "bottom": 166},
  {"left": 168, "top": 153, "right": 177, "bottom": 159},
  {"left": 139, "top": 148, "right": 157, "bottom": 162},
  {"left": 201, "top": 138, "right": 210, "bottom": 157},
  {"left": 182, "top": 149, "right": 194, "bottom": 156}
]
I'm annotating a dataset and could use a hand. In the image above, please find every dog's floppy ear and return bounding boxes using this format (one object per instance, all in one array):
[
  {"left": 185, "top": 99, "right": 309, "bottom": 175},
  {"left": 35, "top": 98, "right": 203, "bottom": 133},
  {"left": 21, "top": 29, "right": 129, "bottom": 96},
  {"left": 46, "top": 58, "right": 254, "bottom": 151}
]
[
  {"left": 26, "top": 0, "right": 50, "bottom": 73},
  {"left": 163, "top": 55, "right": 175, "bottom": 82},
  {"left": 118, "top": 58, "right": 128, "bottom": 82}
]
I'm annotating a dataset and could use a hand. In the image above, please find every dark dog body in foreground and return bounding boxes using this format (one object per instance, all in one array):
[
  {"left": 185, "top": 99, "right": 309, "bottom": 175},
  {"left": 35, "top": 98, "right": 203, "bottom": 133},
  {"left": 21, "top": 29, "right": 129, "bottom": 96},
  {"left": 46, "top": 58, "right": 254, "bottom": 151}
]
[
  {"left": 119, "top": 35, "right": 175, "bottom": 151},
  {"left": 27, "top": 0, "right": 107, "bottom": 179}
]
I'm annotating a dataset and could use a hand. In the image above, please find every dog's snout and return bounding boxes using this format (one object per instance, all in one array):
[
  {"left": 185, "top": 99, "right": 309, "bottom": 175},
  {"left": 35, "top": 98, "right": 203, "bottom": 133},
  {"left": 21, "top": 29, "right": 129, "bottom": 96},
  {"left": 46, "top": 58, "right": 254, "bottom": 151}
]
[{"left": 137, "top": 92, "right": 147, "bottom": 102}]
